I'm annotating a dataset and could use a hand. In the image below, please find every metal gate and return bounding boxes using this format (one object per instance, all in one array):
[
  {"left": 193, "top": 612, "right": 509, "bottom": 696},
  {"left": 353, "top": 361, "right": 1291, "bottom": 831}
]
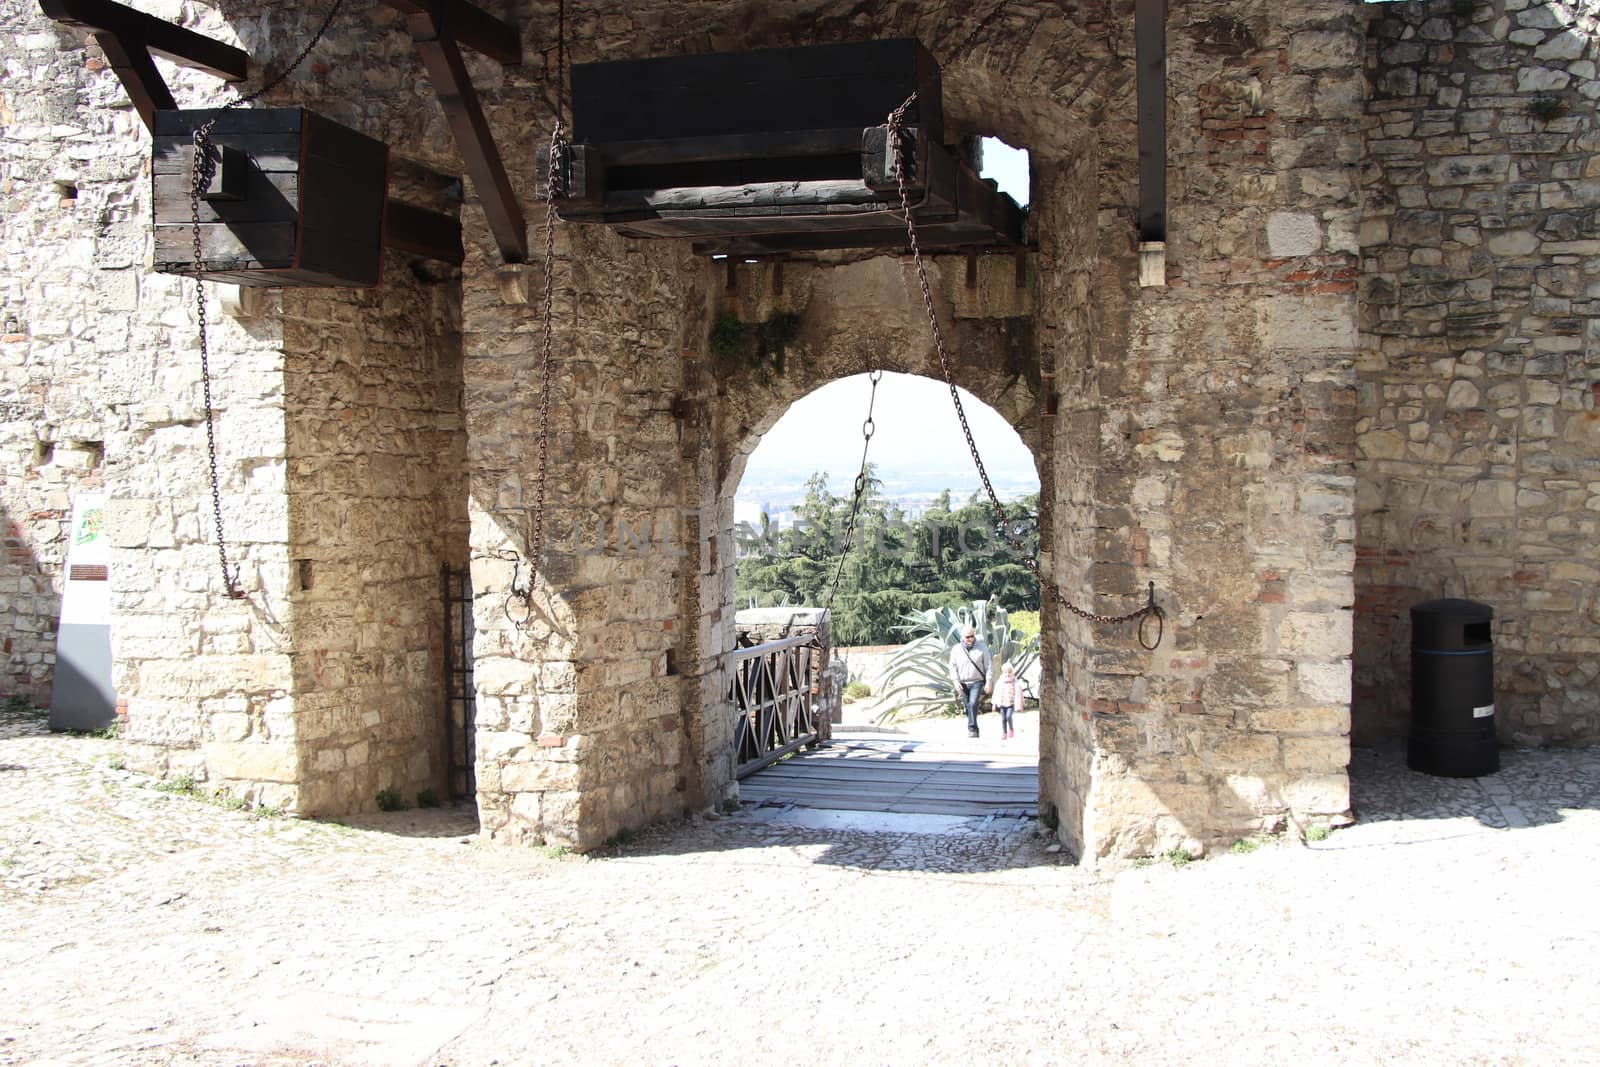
[
  {"left": 731, "top": 634, "right": 823, "bottom": 780},
  {"left": 440, "top": 562, "right": 476, "bottom": 800}
]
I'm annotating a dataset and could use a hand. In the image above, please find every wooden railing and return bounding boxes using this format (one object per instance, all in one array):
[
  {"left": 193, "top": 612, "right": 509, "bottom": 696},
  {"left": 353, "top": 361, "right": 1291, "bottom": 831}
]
[{"left": 731, "top": 634, "right": 823, "bottom": 780}]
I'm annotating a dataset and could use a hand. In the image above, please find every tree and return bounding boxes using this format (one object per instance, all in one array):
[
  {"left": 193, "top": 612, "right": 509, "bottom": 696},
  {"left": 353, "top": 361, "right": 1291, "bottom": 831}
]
[{"left": 734, "top": 472, "right": 1041, "bottom": 645}]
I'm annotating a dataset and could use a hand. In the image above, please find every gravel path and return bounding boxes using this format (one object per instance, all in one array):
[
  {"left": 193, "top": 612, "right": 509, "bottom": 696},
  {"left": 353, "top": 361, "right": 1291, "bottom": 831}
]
[{"left": 2, "top": 709, "right": 1597, "bottom": 1066}]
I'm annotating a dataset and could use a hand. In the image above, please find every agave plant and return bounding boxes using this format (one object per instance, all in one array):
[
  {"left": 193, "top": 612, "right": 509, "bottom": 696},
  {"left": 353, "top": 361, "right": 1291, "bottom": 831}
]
[{"left": 872, "top": 598, "right": 1040, "bottom": 723}]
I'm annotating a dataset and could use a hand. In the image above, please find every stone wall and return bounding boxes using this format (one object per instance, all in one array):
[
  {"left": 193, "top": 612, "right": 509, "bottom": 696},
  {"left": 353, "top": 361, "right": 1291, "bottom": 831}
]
[
  {"left": 463, "top": 221, "right": 711, "bottom": 848},
  {"left": 16, "top": 0, "right": 1592, "bottom": 861},
  {"left": 1358, "top": 0, "right": 1600, "bottom": 746},
  {"left": 2, "top": 0, "right": 467, "bottom": 812},
  {"left": 1030, "top": 1, "right": 1367, "bottom": 859},
  {"left": 0, "top": 8, "right": 127, "bottom": 705}
]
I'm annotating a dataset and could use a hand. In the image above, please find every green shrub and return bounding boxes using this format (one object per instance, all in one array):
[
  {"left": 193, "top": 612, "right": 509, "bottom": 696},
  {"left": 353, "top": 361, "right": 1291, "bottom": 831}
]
[
  {"left": 416, "top": 788, "right": 441, "bottom": 809},
  {"left": 874, "top": 598, "right": 1040, "bottom": 723},
  {"left": 843, "top": 680, "right": 872, "bottom": 701},
  {"left": 156, "top": 773, "right": 198, "bottom": 795},
  {"left": 1008, "top": 610, "right": 1041, "bottom": 642},
  {"left": 375, "top": 788, "right": 406, "bottom": 812}
]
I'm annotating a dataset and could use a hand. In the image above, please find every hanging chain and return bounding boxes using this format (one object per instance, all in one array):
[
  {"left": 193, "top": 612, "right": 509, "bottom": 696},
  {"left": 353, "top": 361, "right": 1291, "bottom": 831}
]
[
  {"left": 886, "top": 95, "right": 1164, "bottom": 650},
  {"left": 823, "top": 367, "right": 884, "bottom": 613},
  {"left": 187, "top": 0, "right": 347, "bottom": 599},
  {"left": 502, "top": 0, "right": 571, "bottom": 629}
]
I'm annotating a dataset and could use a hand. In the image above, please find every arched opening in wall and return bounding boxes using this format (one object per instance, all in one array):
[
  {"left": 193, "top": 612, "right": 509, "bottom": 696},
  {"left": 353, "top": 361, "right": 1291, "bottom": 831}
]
[{"left": 729, "top": 371, "right": 1042, "bottom": 822}]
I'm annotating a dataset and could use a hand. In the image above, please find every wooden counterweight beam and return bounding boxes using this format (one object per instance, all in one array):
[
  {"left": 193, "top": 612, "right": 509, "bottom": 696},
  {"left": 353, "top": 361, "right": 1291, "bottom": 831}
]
[
  {"left": 382, "top": 0, "right": 520, "bottom": 65},
  {"left": 384, "top": 199, "right": 465, "bottom": 265},
  {"left": 385, "top": 0, "right": 528, "bottom": 264},
  {"left": 39, "top": 0, "right": 249, "bottom": 132}
]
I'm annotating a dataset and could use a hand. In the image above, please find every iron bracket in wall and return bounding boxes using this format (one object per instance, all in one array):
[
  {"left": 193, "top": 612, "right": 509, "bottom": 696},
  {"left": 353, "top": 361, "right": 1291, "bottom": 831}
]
[{"left": 1135, "top": 0, "right": 1167, "bottom": 245}]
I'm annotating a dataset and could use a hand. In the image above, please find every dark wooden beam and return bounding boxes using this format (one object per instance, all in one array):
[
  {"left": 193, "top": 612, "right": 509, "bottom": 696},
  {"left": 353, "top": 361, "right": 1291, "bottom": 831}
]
[
  {"left": 1135, "top": 0, "right": 1167, "bottom": 243},
  {"left": 388, "top": 1, "right": 527, "bottom": 263},
  {"left": 381, "top": 0, "right": 521, "bottom": 66},
  {"left": 406, "top": 27, "right": 527, "bottom": 263},
  {"left": 87, "top": 28, "right": 175, "bottom": 131},
  {"left": 41, "top": 0, "right": 249, "bottom": 133},
  {"left": 384, "top": 199, "right": 464, "bottom": 264},
  {"left": 40, "top": 0, "right": 248, "bottom": 79}
]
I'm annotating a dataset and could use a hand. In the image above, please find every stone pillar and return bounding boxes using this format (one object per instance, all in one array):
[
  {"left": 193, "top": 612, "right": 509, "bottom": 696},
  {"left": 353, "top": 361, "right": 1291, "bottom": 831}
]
[
  {"left": 108, "top": 280, "right": 301, "bottom": 806},
  {"left": 465, "top": 223, "right": 713, "bottom": 849},
  {"left": 1040, "top": 3, "right": 1367, "bottom": 860}
]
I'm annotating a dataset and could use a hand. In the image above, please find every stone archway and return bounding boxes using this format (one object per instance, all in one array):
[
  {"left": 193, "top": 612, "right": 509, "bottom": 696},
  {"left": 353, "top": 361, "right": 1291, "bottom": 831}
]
[
  {"left": 705, "top": 256, "right": 1052, "bottom": 805},
  {"left": 457, "top": 2, "right": 1362, "bottom": 861}
]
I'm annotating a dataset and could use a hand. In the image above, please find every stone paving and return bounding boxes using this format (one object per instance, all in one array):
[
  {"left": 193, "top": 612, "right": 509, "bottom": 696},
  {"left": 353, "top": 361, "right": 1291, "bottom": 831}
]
[{"left": 2, "top": 708, "right": 1599, "bottom": 1066}]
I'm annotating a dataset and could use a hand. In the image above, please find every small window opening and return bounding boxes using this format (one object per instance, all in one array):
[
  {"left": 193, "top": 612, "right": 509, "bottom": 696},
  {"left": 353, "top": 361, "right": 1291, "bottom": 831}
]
[
  {"left": 53, "top": 181, "right": 78, "bottom": 200},
  {"left": 70, "top": 440, "right": 104, "bottom": 468},
  {"left": 33, "top": 440, "right": 54, "bottom": 467},
  {"left": 979, "top": 137, "right": 1029, "bottom": 208}
]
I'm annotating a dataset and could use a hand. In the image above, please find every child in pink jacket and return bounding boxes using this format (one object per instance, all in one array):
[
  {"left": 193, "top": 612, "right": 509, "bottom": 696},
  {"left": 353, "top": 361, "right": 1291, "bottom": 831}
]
[{"left": 994, "top": 663, "right": 1026, "bottom": 739}]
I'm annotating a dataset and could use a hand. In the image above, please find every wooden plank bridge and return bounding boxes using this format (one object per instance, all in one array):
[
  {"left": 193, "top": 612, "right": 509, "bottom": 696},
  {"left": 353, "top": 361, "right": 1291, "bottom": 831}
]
[{"left": 738, "top": 735, "right": 1038, "bottom": 818}]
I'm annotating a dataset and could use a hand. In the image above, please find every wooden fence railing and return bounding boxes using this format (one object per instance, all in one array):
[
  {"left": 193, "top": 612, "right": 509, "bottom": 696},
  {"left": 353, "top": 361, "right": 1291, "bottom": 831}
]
[{"left": 731, "top": 634, "right": 823, "bottom": 780}]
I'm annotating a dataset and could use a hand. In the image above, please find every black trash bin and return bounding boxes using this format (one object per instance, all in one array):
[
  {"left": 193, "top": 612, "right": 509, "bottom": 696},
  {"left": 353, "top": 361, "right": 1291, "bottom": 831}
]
[{"left": 1409, "top": 598, "right": 1498, "bottom": 777}]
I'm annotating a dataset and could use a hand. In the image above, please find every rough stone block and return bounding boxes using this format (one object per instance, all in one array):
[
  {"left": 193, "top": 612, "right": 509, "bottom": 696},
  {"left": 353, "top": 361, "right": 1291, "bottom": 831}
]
[
  {"left": 1282, "top": 774, "right": 1350, "bottom": 814},
  {"left": 1279, "top": 611, "right": 1354, "bottom": 658},
  {"left": 1262, "top": 296, "right": 1358, "bottom": 352},
  {"left": 1267, "top": 212, "right": 1321, "bottom": 256},
  {"left": 203, "top": 741, "right": 298, "bottom": 783},
  {"left": 1295, "top": 660, "right": 1353, "bottom": 705},
  {"left": 1283, "top": 736, "right": 1349, "bottom": 772},
  {"left": 208, "top": 711, "right": 250, "bottom": 742}
]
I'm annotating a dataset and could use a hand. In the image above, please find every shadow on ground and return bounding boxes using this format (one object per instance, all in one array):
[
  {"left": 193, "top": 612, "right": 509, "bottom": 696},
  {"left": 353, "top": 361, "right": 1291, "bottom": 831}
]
[
  {"left": 314, "top": 803, "right": 480, "bottom": 840},
  {"left": 1352, "top": 743, "right": 1600, "bottom": 826}
]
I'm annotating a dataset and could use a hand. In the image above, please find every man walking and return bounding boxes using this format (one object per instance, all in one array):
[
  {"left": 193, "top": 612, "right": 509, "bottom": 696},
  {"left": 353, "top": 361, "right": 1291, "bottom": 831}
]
[{"left": 948, "top": 625, "right": 991, "bottom": 738}]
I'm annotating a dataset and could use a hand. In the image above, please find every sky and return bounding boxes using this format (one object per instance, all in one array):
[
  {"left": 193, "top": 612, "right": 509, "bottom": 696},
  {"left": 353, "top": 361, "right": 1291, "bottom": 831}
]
[
  {"left": 981, "top": 137, "right": 1029, "bottom": 207},
  {"left": 736, "top": 140, "right": 1035, "bottom": 508},
  {"left": 739, "top": 371, "right": 1038, "bottom": 500}
]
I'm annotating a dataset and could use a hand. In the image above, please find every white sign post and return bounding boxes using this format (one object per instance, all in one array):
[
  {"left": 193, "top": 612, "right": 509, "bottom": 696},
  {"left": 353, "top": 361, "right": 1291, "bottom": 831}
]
[{"left": 49, "top": 492, "right": 117, "bottom": 731}]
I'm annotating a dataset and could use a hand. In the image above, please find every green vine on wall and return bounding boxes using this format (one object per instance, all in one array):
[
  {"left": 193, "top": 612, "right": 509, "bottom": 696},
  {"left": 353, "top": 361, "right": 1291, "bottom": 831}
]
[{"left": 710, "top": 311, "right": 801, "bottom": 383}]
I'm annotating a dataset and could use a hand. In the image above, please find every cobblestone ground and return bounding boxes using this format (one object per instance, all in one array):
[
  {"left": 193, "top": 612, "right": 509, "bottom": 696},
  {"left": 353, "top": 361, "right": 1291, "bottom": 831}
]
[{"left": 3, "top": 709, "right": 1598, "bottom": 1066}]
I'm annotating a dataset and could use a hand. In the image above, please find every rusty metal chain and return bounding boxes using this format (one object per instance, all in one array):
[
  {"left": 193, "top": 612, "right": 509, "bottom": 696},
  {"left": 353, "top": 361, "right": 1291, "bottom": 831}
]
[
  {"left": 187, "top": 0, "right": 347, "bottom": 599},
  {"left": 517, "top": 122, "right": 565, "bottom": 594},
  {"left": 823, "top": 367, "right": 884, "bottom": 613},
  {"left": 499, "top": 126, "right": 564, "bottom": 635},
  {"left": 886, "top": 95, "right": 1164, "bottom": 649},
  {"left": 503, "top": 1, "right": 571, "bottom": 629},
  {"left": 188, "top": 193, "right": 241, "bottom": 598}
]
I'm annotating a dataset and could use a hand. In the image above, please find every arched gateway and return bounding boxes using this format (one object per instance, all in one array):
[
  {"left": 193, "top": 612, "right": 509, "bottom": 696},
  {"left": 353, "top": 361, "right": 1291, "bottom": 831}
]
[{"left": 13, "top": 0, "right": 1405, "bottom": 863}]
